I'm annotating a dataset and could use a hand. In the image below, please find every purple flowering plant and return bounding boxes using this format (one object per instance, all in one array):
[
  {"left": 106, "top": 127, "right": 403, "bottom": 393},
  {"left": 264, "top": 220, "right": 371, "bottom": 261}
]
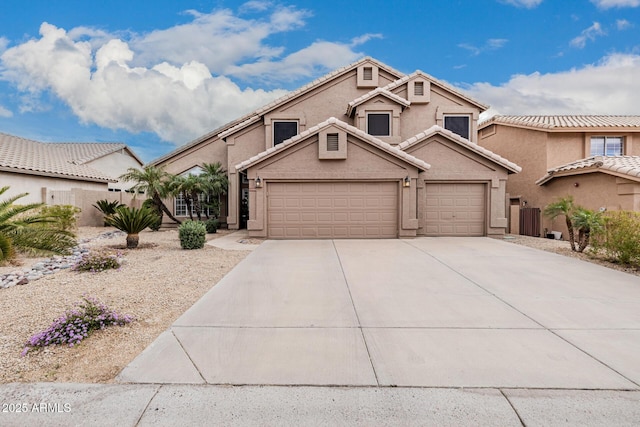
[
  {"left": 73, "top": 250, "right": 122, "bottom": 273},
  {"left": 22, "top": 295, "right": 133, "bottom": 356}
]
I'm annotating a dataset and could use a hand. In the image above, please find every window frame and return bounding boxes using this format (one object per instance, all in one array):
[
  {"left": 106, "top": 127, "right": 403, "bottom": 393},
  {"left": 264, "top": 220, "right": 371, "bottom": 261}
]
[
  {"left": 366, "top": 112, "right": 391, "bottom": 137},
  {"left": 443, "top": 115, "right": 471, "bottom": 140},
  {"left": 590, "top": 136, "right": 624, "bottom": 156},
  {"left": 175, "top": 192, "right": 212, "bottom": 217},
  {"left": 272, "top": 120, "right": 299, "bottom": 146}
]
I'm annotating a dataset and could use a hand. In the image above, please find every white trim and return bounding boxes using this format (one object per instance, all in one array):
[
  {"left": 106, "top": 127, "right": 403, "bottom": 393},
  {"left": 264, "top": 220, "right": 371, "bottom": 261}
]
[{"left": 366, "top": 112, "right": 392, "bottom": 137}]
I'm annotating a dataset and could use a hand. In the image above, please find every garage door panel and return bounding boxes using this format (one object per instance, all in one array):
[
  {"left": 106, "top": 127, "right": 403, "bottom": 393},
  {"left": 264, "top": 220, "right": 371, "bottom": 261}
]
[
  {"left": 425, "top": 183, "right": 485, "bottom": 237},
  {"left": 268, "top": 182, "right": 397, "bottom": 239}
]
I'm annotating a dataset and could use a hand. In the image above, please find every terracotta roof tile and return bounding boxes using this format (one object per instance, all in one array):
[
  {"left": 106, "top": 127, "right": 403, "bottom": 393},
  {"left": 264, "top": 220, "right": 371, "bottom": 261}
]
[
  {"left": 536, "top": 156, "right": 640, "bottom": 185},
  {"left": 480, "top": 115, "right": 640, "bottom": 131},
  {"left": 0, "top": 132, "right": 119, "bottom": 182},
  {"left": 398, "top": 125, "right": 521, "bottom": 173},
  {"left": 236, "top": 117, "right": 431, "bottom": 172}
]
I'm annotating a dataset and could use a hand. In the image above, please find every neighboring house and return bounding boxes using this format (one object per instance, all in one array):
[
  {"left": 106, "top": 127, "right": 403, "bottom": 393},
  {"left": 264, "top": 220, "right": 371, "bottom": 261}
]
[
  {"left": 477, "top": 115, "right": 640, "bottom": 237},
  {"left": 151, "top": 57, "right": 521, "bottom": 238},
  {"left": 0, "top": 132, "right": 144, "bottom": 225}
]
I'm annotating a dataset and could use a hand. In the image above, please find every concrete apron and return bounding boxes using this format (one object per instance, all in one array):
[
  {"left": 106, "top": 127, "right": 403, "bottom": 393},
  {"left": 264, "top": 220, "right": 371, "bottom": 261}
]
[{"left": 117, "top": 238, "right": 640, "bottom": 390}]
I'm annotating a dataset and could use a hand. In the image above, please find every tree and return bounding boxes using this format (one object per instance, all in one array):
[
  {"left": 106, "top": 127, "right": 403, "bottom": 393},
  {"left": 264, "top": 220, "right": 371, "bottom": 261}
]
[
  {"left": 119, "top": 166, "right": 181, "bottom": 224},
  {"left": 544, "top": 196, "right": 578, "bottom": 251},
  {"left": 105, "top": 206, "right": 160, "bottom": 249},
  {"left": 572, "top": 207, "right": 603, "bottom": 253},
  {"left": 200, "top": 162, "right": 229, "bottom": 219},
  {"left": 0, "top": 186, "right": 76, "bottom": 263},
  {"left": 169, "top": 174, "right": 207, "bottom": 221}
]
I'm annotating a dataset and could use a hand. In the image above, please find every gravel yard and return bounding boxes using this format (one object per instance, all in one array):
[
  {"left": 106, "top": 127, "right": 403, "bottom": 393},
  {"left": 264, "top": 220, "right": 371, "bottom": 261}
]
[
  {"left": 0, "top": 229, "right": 637, "bottom": 384},
  {"left": 0, "top": 227, "right": 250, "bottom": 384}
]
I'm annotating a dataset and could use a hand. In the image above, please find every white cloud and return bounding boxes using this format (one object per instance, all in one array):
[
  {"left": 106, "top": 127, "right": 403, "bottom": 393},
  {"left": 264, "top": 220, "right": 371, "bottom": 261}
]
[
  {"left": 464, "top": 53, "right": 640, "bottom": 119},
  {"left": 591, "top": 0, "right": 640, "bottom": 9},
  {"left": 498, "top": 0, "right": 543, "bottom": 8},
  {"left": 0, "top": 7, "right": 374, "bottom": 145},
  {"left": 459, "top": 38, "right": 508, "bottom": 56},
  {"left": 570, "top": 22, "right": 605, "bottom": 48},
  {"left": 0, "top": 104, "right": 12, "bottom": 118},
  {"left": 617, "top": 19, "right": 633, "bottom": 30}
]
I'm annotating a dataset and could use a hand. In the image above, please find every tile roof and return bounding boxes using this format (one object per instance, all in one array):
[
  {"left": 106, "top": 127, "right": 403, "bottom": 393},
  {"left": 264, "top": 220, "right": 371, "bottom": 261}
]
[
  {"left": 346, "top": 88, "right": 411, "bottom": 117},
  {"left": 0, "top": 132, "right": 121, "bottom": 182},
  {"left": 150, "top": 57, "right": 405, "bottom": 166},
  {"left": 235, "top": 117, "right": 431, "bottom": 172},
  {"left": 479, "top": 115, "right": 640, "bottom": 131},
  {"left": 398, "top": 125, "right": 522, "bottom": 174},
  {"left": 536, "top": 156, "right": 640, "bottom": 185},
  {"left": 382, "top": 71, "right": 489, "bottom": 111}
]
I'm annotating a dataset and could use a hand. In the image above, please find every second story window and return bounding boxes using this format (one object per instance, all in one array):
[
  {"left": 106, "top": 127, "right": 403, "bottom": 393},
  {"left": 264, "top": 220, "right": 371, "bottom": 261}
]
[
  {"left": 590, "top": 136, "right": 623, "bottom": 156},
  {"left": 444, "top": 115, "right": 470, "bottom": 140},
  {"left": 367, "top": 113, "right": 391, "bottom": 136},
  {"left": 273, "top": 121, "right": 298, "bottom": 146}
]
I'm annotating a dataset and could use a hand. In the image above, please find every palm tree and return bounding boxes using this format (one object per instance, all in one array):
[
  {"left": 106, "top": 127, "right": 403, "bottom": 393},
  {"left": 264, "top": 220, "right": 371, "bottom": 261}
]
[
  {"left": 93, "top": 199, "right": 124, "bottom": 226},
  {"left": 0, "top": 186, "right": 76, "bottom": 262},
  {"left": 200, "top": 162, "right": 228, "bottom": 219},
  {"left": 544, "top": 196, "right": 577, "bottom": 251},
  {"left": 105, "top": 206, "right": 160, "bottom": 248},
  {"left": 119, "top": 166, "right": 181, "bottom": 224},
  {"left": 572, "top": 207, "right": 603, "bottom": 253}
]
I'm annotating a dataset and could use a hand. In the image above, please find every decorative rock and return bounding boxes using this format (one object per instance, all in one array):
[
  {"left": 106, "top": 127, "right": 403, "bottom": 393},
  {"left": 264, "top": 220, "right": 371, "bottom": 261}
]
[{"left": 0, "top": 229, "right": 127, "bottom": 289}]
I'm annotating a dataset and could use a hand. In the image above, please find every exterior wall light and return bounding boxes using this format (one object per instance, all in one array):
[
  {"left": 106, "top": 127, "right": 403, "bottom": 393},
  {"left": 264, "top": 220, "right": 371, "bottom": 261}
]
[
  {"left": 255, "top": 176, "right": 262, "bottom": 188},
  {"left": 403, "top": 176, "right": 411, "bottom": 188}
]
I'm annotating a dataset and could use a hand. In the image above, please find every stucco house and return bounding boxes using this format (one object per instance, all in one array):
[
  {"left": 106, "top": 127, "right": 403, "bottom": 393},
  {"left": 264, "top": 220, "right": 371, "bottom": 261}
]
[
  {"left": 477, "top": 115, "right": 640, "bottom": 236},
  {"left": 0, "top": 132, "right": 144, "bottom": 224},
  {"left": 151, "top": 57, "right": 521, "bottom": 239}
]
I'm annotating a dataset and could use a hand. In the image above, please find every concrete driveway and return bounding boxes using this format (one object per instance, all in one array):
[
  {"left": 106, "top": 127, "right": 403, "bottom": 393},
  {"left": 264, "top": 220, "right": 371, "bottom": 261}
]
[{"left": 118, "top": 237, "right": 640, "bottom": 390}]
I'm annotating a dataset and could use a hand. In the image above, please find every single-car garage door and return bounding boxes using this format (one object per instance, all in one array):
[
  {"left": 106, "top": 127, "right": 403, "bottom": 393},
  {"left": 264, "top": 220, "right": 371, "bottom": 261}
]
[
  {"left": 425, "top": 183, "right": 485, "bottom": 236},
  {"left": 267, "top": 182, "right": 398, "bottom": 239}
]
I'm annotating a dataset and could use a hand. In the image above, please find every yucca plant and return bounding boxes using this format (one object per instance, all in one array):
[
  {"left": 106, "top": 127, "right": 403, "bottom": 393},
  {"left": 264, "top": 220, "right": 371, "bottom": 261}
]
[
  {"left": 0, "top": 186, "right": 77, "bottom": 263},
  {"left": 104, "top": 206, "right": 160, "bottom": 249}
]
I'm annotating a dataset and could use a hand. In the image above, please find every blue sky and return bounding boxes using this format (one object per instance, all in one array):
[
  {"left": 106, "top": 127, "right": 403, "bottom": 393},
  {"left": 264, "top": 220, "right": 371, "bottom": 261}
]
[{"left": 1, "top": 0, "right": 639, "bottom": 162}]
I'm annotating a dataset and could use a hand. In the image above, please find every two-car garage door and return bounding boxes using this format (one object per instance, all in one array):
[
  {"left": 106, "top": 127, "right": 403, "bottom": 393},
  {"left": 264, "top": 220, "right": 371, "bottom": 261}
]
[{"left": 267, "top": 182, "right": 398, "bottom": 239}]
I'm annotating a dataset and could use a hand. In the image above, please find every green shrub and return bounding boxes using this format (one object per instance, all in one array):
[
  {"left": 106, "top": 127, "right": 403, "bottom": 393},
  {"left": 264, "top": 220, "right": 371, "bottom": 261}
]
[
  {"left": 74, "top": 250, "right": 122, "bottom": 272},
  {"left": 205, "top": 218, "right": 219, "bottom": 234},
  {"left": 591, "top": 211, "right": 640, "bottom": 266},
  {"left": 105, "top": 206, "right": 160, "bottom": 249},
  {"left": 179, "top": 220, "right": 206, "bottom": 249},
  {"left": 39, "top": 205, "right": 81, "bottom": 232},
  {"left": 142, "top": 199, "right": 162, "bottom": 231}
]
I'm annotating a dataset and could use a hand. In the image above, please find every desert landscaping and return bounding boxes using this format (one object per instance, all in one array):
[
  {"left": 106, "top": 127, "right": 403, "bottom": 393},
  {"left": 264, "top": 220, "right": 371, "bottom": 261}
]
[{"left": 0, "top": 227, "right": 637, "bottom": 385}]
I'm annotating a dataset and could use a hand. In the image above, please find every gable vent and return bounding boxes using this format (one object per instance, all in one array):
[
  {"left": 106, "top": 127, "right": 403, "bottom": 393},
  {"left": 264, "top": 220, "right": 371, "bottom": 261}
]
[
  {"left": 363, "top": 67, "right": 373, "bottom": 81},
  {"left": 414, "top": 81, "right": 424, "bottom": 96},
  {"left": 327, "top": 133, "right": 339, "bottom": 151}
]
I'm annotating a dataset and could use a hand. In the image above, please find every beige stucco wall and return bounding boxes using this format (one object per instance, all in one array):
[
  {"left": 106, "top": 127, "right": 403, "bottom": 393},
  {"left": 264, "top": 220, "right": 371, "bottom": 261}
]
[
  {"left": 87, "top": 150, "right": 143, "bottom": 191},
  {"left": 479, "top": 125, "right": 640, "bottom": 236},
  {"left": 403, "top": 136, "right": 510, "bottom": 236},
  {"left": 0, "top": 171, "right": 107, "bottom": 204},
  {"left": 244, "top": 133, "right": 420, "bottom": 238},
  {"left": 541, "top": 173, "right": 640, "bottom": 236}
]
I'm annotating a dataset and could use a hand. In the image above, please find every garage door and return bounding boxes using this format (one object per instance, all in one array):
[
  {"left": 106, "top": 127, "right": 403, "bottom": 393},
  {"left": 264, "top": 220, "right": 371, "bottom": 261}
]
[
  {"left": 267, "top": 182, "right": 398, "bottom": 239},
  {"left": 425, "top": 183, "right": 485, "bottom": 236}
]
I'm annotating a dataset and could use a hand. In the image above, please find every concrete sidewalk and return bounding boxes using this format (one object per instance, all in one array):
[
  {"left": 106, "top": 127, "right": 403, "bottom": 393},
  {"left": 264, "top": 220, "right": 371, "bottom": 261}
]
[{"left": 3, "top": 237, "right": 640, "bottom": 425}]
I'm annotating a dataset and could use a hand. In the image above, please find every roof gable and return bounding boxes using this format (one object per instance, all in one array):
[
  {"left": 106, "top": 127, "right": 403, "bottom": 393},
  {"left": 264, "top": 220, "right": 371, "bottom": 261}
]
[
  {"left": 346, "top": 88, "right": 411, "bottom": 117},
  {"left": 150, "top": 57, "right": 405, "bottom": 166},
  {"left": 479, "top": 115, "right": 640, "bottom": 132},
  {"left": 383, "top": 71, "right": 488, "bottom": 111},
  {"left": 235, "top": 117, "right": 431, "bottom": 172},
  {"left": 536, "top": 155, "right": 640, "bottom": 185},
  {"left": 398, "top": 125, "right": 521, "bottom": 173}
]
